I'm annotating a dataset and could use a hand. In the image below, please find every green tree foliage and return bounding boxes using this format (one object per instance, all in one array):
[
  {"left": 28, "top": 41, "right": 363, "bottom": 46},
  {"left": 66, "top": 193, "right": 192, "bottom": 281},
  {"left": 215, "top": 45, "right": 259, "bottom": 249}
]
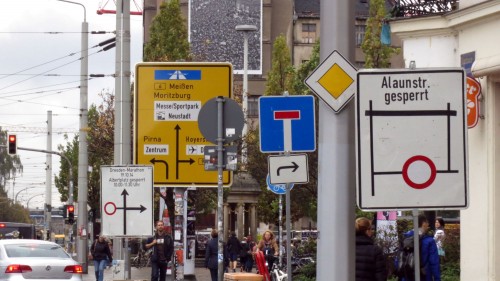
[
  {"left": 55, "top": 91, "right": 115, "bottom": 221},
  {"left": 54, "top": 134, "right": 78, "bottom": 203},
  {"left": 0, "top": 130, "right": 27, "bottom": 222},
  {"left": 143, "top": 0, "right": 190, "bottom": 62},
  {"left": 265, "top": 35, "right": 295, "bottom": 95},
  {"left": 361, "top": 0, "right": 399, "bottom": 68}
]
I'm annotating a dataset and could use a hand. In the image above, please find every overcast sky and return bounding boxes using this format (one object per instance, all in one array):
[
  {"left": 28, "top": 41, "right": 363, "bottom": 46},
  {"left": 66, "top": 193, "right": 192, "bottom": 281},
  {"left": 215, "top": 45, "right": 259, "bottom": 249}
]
[{"left": 0, "top": 0, "right": 144, "bottom": 209}]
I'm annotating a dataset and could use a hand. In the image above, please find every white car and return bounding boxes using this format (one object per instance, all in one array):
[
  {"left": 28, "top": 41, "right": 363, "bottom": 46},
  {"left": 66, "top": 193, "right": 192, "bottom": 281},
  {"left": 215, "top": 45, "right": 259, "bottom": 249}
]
[{"left": 0, "top": 239, "right": 82, "bottom": 281}]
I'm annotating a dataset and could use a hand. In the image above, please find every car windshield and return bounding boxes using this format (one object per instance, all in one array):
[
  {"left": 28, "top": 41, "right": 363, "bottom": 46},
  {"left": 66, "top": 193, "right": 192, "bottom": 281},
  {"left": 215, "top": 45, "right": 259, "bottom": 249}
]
[{"left": 5, "top": 243, "right": 70, "bottom": 258}]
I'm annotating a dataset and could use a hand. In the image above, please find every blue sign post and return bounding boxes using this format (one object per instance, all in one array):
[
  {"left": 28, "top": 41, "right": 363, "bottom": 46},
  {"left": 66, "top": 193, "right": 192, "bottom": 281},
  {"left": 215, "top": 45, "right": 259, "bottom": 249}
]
[{"left": 259, "top": 95, "right": 316, "bottom": 153}]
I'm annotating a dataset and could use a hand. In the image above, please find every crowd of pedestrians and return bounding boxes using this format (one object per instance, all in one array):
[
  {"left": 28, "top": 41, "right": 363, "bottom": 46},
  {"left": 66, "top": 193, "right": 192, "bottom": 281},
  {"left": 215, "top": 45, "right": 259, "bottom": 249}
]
[{"left": 190, "top": 0, "right": 261, "bottom": 71}]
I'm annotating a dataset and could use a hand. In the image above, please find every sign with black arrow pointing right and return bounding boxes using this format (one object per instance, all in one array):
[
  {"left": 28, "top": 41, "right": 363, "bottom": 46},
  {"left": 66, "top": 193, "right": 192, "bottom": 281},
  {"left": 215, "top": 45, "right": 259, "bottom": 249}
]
[{"left": 268, "top": 154, "right": 309, "bottom": 185}]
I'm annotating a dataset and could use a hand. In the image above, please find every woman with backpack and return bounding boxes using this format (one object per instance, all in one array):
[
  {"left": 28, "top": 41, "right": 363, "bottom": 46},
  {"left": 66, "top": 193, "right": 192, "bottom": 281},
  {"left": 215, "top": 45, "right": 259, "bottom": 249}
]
[{"left": 355, "top": 217, "right": 387, "bottom": 281}]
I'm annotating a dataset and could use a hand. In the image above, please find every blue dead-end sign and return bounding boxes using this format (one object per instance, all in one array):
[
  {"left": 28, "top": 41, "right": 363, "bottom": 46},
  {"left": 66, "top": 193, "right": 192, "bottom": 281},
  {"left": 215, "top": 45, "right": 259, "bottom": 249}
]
[{"left": 259, "top": 95, "right": 316, "bottom": 153}]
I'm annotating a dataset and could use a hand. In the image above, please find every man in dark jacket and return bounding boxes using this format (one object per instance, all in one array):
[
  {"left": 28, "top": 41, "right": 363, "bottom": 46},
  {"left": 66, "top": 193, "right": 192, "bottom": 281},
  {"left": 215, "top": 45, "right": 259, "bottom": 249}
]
[
  {"left": 227, "top": 231, "right": 242, "bottom": 272},
  {"left": 146, "top": 220, "right": 174, "bottom": 281},
  {"left": 355, "top": 217, "right": 387, "bottom": 281},
  {"left": 205, "top": 229, "right": 228, "bottom": 281},
  {"left": 402, "top": 215, "right": 441, "bottom": 281}
]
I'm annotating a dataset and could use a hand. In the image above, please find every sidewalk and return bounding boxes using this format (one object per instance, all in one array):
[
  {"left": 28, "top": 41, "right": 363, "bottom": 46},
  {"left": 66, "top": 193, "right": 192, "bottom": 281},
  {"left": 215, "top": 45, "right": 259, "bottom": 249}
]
[{"left": 83, "top": 265, "right": 212, "bottom": 281}]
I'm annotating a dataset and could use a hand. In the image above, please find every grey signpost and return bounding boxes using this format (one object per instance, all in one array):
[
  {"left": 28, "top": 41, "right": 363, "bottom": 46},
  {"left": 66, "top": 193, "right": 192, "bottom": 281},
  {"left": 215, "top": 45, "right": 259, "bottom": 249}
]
[{"left": 198, "top": 97, "right": 244, "bottom": 281}]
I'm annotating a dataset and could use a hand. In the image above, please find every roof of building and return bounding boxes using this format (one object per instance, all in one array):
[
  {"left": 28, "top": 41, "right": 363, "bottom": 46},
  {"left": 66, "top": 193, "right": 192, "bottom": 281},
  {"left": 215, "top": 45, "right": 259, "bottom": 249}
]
[{"left": 294, "top": 0, "right": 320, "bottom": 18}]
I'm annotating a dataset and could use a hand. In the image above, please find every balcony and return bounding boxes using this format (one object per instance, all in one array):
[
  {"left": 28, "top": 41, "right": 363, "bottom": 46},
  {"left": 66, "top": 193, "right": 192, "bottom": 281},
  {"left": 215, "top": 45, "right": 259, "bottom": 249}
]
[{"left": 390, "top": 0, "right": 459, "bottom": 18}]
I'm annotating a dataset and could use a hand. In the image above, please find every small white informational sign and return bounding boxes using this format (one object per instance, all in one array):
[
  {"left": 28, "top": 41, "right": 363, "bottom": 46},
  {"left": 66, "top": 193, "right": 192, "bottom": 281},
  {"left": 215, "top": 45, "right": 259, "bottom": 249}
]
[
  {"left": 101, "top": 165, "right": 154, "bottom": 236},
  {"left": 356, "top": 68, "right": 468, "bottom": 210},
  {"left": 268, "top": 154, "right": 308, "bottom": 184}
]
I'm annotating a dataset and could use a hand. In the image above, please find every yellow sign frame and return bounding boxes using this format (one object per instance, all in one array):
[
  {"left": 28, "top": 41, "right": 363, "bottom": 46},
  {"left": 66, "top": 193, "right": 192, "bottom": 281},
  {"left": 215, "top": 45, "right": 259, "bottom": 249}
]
[{"left": 134, "top": 62, "right": 233, "bottom": 187}]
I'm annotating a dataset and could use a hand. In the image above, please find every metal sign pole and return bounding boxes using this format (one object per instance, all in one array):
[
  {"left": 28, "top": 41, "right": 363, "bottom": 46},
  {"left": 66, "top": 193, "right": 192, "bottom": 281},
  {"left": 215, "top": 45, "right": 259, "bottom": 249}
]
[
  {"left": 413, "top": 209, "right": 421, "bottom": 281},
  {"left": 285, "top": 181, "right": 292, "bottom": 281},
  {"left": 279, "top": 194, "right": 283, "bottom": 268},
  {"left": 216, "top": 96, "right": 225, "bottom": 281}
]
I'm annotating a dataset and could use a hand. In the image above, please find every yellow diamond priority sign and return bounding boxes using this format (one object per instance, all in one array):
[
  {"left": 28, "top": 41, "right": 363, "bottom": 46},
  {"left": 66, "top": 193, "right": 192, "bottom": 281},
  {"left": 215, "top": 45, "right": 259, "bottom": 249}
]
[{"left": 305, "top": 50, "right": 357, "bottom": 113}]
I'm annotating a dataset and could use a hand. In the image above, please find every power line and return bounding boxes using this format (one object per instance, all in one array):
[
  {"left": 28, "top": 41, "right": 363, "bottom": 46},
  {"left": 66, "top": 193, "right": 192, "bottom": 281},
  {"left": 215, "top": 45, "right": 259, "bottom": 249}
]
[
  {"left": 0, "top": 36, "right": 115, "bottom": 84},
  {"left": 0, "top": 49, "right": 109, "bottom": 91}
]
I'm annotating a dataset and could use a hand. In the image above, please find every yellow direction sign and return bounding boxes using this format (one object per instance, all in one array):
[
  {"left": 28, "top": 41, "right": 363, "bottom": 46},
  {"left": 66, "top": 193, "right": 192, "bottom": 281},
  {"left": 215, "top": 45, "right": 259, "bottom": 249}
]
[
  {"left": 134, "top": 62, "right": 233, "bottom": 187},
  {"left": 305, "top": 50, "right": 357, "bottom": 113}
]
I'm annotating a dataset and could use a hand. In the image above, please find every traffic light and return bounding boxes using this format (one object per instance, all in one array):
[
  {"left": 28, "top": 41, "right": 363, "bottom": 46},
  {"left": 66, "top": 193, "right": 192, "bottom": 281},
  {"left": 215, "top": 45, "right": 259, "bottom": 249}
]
[
  {"left": 7, "top": 134, "right": 17, "bottom": 155},
  {"left": 67, "top": 205, "right": 75, "bottom": 224}
]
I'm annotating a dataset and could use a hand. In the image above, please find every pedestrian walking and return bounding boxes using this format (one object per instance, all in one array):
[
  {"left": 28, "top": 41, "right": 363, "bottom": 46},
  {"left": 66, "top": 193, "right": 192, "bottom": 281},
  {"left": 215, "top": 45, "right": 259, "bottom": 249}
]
[
  {"left": 90, "top": 234, "right": 113, "bottom": 281},
  {"left": 355, "top": 217, "right": 387, "bottom": 281},
  {"left": 205, "top": 229, "right": 228, "bottom": 281},
  {"left": 434, "top": 217, "right": 446, "bottom": 259},
  {"left": 146, "top": 220, "right": 174, "bottom": 281},
  {"left": 227, "top": 231, "right": 242, "bottom": 272}
]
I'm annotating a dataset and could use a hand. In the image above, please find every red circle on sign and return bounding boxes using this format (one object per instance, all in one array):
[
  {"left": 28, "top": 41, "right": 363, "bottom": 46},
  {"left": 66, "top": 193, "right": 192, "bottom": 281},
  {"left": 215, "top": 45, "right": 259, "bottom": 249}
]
[
  {"left": 402, "top": 155, "right": 436, "bottom": 189},
  {"left": 104, "top": 202, "right": 117, "bottom": 215}
]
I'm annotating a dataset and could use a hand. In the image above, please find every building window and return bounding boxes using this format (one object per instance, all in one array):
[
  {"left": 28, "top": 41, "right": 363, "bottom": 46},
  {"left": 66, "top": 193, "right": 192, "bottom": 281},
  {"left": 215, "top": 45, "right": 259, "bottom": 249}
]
[
  {"left": 248, "top": 96, "right": 259, "bottom": 118},
  {"left": 355, "top": 24, "right": 366, "bottom": 46},
  {"left": 301, "top": 23, "right": 317, "bottom": 44}
]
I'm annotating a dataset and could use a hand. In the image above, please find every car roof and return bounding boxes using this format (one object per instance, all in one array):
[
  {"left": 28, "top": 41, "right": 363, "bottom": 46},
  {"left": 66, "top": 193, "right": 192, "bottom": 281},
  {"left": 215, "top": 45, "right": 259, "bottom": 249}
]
[{"left": 0, "top": 239, "right": 58, "bottom": 245}]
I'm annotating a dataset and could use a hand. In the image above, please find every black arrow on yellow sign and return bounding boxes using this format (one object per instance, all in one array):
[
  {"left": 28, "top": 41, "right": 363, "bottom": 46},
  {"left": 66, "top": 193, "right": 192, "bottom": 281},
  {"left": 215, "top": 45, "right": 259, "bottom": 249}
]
[
  {"left": 150, "top": 158, "right": 168, "bottom": 179},
  {"left": 174, "top": 125, "right": 195, "bottom": 179}
]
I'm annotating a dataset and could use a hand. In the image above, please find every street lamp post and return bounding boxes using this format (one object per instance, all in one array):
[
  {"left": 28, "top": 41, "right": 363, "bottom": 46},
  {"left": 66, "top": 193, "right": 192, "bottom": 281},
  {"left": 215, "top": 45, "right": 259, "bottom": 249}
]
[
  {"left": 57, "top": 0, "right": 88, "bottom": 272},
  {"left": 15, "top": 185, "right": 44, "bottom": 203},
  {"left": 26, "top": 194, "right": 44, "bottom": 210},
  {"left": 235, "top": 24, "right": 257, "bottom": 165}
]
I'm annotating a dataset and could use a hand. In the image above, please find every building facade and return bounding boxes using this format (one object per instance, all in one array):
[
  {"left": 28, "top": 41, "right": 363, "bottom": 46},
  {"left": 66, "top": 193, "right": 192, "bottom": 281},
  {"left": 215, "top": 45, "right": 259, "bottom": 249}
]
[{"left": 390, "top": 0, "right": 500, "bottom": 279}]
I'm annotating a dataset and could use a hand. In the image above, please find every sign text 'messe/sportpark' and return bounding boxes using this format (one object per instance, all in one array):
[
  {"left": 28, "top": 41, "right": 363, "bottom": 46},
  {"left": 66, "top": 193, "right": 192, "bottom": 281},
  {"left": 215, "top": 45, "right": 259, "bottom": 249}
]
[
  {"left": 134, "top": 62, "right": 232, "bottom": 187},
  {"left": 356, "top": 68, "right": 468, "bottom": 210}
]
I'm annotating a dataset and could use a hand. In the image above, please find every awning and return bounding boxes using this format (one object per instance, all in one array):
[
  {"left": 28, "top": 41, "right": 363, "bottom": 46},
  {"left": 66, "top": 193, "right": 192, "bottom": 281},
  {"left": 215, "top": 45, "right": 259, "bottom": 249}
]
[{"left": 472, "top": 55, "right": 500, "bottom": 78}]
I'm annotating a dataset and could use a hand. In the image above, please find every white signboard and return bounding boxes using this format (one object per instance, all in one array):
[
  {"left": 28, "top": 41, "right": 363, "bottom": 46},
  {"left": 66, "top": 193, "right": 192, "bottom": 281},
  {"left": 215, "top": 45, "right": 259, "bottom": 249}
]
[
  {"left": 268, "top": 154, "right": 308, "bottom": 184},
  {"left": 101, "top": 165, "right": 154, "bottom": 236},
  {"left": 356, "top": 68, "right": 468, "bottom": 210}
]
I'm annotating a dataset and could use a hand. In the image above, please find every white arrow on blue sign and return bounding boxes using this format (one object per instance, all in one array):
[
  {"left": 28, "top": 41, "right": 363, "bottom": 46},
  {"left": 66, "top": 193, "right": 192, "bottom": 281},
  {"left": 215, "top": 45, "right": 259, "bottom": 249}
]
[
  {"left": 259, "top": 95, "right": 316, "bottom": 153},
  {"left": 266, "top": 174, "right": 294, "bottom": 195}
]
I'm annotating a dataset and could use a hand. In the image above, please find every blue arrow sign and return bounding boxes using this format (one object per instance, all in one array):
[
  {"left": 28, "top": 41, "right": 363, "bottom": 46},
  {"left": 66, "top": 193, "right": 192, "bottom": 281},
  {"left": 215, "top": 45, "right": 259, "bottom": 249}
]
[{"left": 259, "top": 95, "right": 316, "bottom": 153}]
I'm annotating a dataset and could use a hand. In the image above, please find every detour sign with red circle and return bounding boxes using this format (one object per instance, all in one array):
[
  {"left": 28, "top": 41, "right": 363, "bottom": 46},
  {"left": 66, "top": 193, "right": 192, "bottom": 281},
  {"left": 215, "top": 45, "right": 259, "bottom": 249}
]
[{"left": 356, "top": 68, "right": 468, "bottom": 210}]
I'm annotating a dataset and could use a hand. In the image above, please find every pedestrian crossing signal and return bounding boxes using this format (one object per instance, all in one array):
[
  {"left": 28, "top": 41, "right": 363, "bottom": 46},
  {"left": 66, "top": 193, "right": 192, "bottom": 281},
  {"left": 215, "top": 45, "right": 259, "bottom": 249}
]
[{"left": 7, "top": 134, "right": 17, "bottom": 155}]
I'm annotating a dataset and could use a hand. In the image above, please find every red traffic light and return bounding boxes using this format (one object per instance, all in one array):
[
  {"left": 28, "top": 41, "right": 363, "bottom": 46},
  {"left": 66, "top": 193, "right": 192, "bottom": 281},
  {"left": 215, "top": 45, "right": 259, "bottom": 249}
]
[
  {"left": 7, "top": 134, "right": 17, "bottom": 155},
  {"left": 67, "top": 205, "right": 75, "bottom": 212}
]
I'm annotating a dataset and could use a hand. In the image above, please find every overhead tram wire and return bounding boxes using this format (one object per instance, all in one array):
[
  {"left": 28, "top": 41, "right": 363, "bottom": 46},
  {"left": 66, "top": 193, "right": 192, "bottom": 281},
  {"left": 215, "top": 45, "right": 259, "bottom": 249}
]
[
  {"left": 0, "top": 41, "right": 117, "bottom": 92},
  {"left": 0, "top": 34, "right": 114, "bottom": 82},
  {"left": 0, "top": 88, "right": 77, "bottom": 108},
  {"left": 0, "top": 44, "right": 116, "bottom": 91},
  {"left": 0, "top": 76, "right": 110, "bottom": 97}
]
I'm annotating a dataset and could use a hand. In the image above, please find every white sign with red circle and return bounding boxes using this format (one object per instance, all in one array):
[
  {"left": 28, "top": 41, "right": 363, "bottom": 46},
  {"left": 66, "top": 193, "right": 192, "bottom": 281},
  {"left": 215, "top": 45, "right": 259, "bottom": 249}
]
[
  {"left": 356, "top": 68, "right": 468, "bottom": 210},
  {"left": 101, "top": 165, "right": 154, "bottom": 236}
]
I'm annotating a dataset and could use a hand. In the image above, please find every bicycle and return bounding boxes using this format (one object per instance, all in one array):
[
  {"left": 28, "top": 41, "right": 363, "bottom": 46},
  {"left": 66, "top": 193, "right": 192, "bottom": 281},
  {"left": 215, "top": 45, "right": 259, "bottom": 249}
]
[
  {"left": 131, "top": 247, "right": 152, "bottom": 268},
  {"left": 269, "top": 263, "right": 287, "bottom": 281}
]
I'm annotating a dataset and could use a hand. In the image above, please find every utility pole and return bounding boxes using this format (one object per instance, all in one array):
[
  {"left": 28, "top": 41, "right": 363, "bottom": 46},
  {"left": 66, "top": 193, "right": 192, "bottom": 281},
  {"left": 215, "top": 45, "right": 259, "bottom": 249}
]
[
  {"left": 114, "top": 0, "right": 132, "bottom": 278},
  {"left": 316, "top": 0, "right": 355, "bottom": 280},
  {"left": 44, "top": 111, "right": 52, "bottom": 241}
]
